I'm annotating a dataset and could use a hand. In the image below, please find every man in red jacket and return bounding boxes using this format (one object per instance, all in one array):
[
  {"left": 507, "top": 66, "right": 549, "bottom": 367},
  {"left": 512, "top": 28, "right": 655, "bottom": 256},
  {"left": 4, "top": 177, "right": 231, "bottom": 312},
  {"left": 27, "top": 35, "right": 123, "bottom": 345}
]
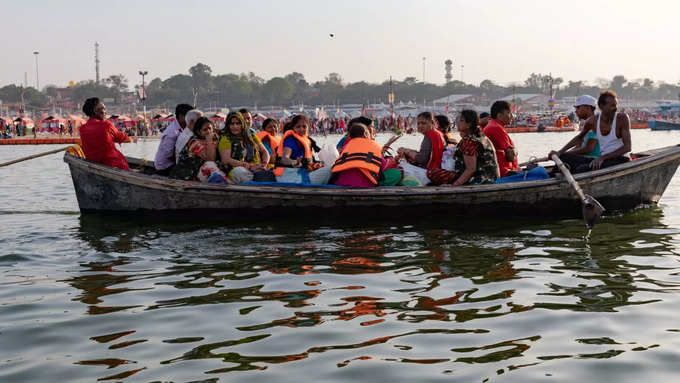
[
  {"left": 79, "top": 97, "right": 136, "bottom": 170},
  {"left": 483, "top": 100, "right": 518, "bottom": 177}
]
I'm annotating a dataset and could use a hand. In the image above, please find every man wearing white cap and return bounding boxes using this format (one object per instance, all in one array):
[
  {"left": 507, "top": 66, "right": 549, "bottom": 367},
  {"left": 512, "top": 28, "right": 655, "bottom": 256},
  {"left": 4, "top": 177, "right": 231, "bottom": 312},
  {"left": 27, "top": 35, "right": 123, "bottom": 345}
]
[{"left": 549, "top": 90, "right": 630, "bottom": 173}]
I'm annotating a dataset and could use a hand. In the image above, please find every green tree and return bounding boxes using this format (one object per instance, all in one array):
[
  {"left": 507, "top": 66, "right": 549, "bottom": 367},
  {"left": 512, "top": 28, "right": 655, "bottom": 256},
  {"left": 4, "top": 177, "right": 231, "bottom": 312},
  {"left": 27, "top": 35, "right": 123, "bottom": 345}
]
[{"left": 262, "top": 77, "right": 294, "bottom": 104}]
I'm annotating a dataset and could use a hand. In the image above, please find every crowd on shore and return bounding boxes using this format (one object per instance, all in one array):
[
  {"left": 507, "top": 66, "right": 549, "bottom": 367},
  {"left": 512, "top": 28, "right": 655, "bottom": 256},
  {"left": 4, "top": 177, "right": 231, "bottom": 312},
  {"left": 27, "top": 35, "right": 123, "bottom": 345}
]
[{"left": 73, "top": 89, "right": 632, "bottom": 188}]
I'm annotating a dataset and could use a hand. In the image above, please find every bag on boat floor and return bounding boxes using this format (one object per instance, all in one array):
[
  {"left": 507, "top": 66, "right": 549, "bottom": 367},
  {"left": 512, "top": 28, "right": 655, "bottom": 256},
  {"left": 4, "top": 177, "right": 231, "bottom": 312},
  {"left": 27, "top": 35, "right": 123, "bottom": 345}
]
[
  {"left": 275, "top": 165, "right": 333, "bottom": 185},
  {"left": 399, "top": 160, "right": 429, "bottom": 186},
  {"left": 494, "top": 166, "right": 549, "bottom": 184},
  {"left": 252, "top": 169, "right": 276, "bottom": 182}
]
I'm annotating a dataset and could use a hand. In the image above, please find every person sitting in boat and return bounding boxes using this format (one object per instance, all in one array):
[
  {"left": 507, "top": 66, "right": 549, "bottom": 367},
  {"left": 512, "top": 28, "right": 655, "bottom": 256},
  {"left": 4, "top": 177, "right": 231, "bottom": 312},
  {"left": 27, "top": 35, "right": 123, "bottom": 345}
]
[
  {"left": 256, "top": 118, "right": 281, "bottom": 167},
  {"left": 275, "top": 114, "right": 315, "bottom": 171},
  {"left": 548, "top": 90, "right": 631, "bottom": 173},
  {"left": 561, "top": 95, "right": 601, "bottom": 160},
  {"left": 435, "top": 114, "right": 458, "bottom": 146},
  {"left": 484, "top": 101, "right": 519, "bottom": 177},
  {"left": 154, "top": 103, "right": 193, "bottom": 176},
  {"left": 396, "top": 111, "right": 445, "bottom": 170},
  {"left": 219, "top": 111, "right": 270, "bottom": 183},
  {"left": 331, "top": 123, "right": 384, "bottom": 188},
  {"left": 337, "top": 116, "right": 373, "bottom": 151},
  {"left": 175, "top": 109, "right": 203, "bottom": 163},
  {"left": 79, "top": 97, "right": 136, "bottom": 171},
  {"left": 427, "top": 110, "right": 499, "bottom": 185},
  {"left": 479, "top": 112, "right": 490, "bottom": 129},
  {"left": 170, "top": 117, "right": 228, "bottom": 183}
]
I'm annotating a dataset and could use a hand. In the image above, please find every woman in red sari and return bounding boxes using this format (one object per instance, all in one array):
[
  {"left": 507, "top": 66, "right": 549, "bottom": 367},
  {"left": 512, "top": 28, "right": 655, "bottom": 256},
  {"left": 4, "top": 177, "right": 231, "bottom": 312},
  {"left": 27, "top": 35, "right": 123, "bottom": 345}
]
[
  {"left": 79, "top": 97, "right": 135, "bottom": 170},
  {"left": 397, "top": 111, "right": 445, "bottom": 170}
]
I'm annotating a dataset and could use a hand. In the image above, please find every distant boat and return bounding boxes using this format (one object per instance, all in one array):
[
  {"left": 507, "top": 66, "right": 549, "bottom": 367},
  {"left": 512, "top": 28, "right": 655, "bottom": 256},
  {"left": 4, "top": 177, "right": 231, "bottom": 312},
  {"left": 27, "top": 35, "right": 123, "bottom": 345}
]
[
  {"left": 649, "top": 119, "right": 680, "bottom": 131},
  {"left": 63, "top": 145, "right": 680, "bottom": 219}
]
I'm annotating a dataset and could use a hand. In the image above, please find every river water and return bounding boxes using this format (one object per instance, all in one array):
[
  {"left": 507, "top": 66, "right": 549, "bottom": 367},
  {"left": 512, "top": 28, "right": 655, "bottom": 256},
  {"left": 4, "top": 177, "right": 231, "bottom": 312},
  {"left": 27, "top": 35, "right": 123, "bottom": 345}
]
[{"left": 2, "top": 131, "right": 680, "bottom": 382}]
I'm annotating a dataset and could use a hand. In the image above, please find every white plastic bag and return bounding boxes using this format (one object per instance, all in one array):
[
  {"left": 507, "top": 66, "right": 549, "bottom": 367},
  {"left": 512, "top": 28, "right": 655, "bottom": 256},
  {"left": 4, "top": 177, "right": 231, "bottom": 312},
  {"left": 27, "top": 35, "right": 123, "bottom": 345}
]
[
  {"left": 441, "top": 145, "right": 456, "bottom": 171},
  {"left": 318, "top": 144, "right": 339, "bottom": 166},
  {"left": 399, "top": 159, "right": 430, "bottom": 186}
]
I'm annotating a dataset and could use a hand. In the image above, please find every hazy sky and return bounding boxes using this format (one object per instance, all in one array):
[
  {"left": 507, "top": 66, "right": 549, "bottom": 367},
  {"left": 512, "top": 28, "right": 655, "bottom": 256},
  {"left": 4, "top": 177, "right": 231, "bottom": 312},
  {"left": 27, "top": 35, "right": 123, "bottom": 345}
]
[{"left": 2, "top": 0, "right": 679, "bottom": 89}]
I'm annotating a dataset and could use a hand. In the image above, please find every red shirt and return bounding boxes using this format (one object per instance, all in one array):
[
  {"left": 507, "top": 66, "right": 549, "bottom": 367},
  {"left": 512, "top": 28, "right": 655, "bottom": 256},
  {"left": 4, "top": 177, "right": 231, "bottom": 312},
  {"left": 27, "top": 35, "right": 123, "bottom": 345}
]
[
  {"left": 483, "top": 118, "right": 518, "bottom": 177},
  {"left": 79, "top": 118, "right": 130, "bottom": 170}
]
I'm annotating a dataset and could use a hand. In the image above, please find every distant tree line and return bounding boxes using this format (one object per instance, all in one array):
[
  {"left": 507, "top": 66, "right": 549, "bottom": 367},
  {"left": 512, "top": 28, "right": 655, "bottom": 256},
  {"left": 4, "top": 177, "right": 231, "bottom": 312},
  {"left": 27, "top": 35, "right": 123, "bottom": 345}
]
[{"left": 2, "top": 64, "right": 680, "bottom": 111}]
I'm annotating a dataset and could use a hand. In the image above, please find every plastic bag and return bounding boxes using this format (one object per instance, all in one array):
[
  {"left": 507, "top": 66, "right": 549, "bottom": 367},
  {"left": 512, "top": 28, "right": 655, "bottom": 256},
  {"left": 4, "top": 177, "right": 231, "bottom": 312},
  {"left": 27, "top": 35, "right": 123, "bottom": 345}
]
[
  {"left": 318, "top": 144, "right": 339, "bottom": 166},
  {"left": 441, "top": 145, "right": 456, "bottom": 171},
  {"left": 399, "top": 159, "right": 430, "bottom": 186}
]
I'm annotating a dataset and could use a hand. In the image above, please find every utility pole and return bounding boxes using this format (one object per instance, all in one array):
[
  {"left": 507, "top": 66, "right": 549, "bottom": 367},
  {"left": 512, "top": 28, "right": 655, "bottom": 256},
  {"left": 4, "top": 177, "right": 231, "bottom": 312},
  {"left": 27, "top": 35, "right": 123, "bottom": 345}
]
[
  {"left": 139, "top": 70, "right": 148, "bottom": 129},
  {"left": 33, "top": 51, "right": 39, "bottom": 89},
  {"left": 422, "top": 57, "right": 426, "bottom": 83},
  {"left": 95, "top": 42, "right": 100, "bottom": 84}
]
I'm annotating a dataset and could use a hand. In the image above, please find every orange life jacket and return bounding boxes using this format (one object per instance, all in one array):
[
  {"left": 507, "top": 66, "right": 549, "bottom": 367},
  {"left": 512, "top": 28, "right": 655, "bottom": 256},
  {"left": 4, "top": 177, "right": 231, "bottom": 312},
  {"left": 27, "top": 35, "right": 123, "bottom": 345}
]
[
  {"left": 273, "top": 130, "right": 313, "bottom": 176},
  {"left": 256, "top": 131, "right": 281, "bottom": 163},
  {"left": 331, "top": 137, "right": 383, "bottom": 185}
]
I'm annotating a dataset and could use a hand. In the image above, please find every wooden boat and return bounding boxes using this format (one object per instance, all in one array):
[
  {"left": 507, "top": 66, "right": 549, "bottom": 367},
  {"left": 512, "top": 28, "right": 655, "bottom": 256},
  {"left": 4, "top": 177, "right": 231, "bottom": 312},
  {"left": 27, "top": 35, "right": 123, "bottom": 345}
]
[
  {"left": 649, "top": 119, "right": 680, "bottom": 131},
  {"left": 63, "top": 145, "right": 680, "bottom": 219},
  {"left": 0, "top": 137, "right": 81, "bottom": 145}
]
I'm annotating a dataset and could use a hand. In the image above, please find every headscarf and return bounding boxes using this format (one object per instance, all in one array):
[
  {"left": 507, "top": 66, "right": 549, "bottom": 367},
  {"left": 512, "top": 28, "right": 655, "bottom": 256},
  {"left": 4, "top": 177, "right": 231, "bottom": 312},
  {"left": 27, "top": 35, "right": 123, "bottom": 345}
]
[{"left": 222, "top": 112, "right": 257, "bottom": 162}]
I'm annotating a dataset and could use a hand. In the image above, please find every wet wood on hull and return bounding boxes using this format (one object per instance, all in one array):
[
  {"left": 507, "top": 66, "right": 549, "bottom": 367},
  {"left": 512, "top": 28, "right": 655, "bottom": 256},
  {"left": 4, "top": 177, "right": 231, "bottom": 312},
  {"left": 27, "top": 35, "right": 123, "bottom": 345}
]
[{"left": 63, "top": 145, "right": 680, "bottom": 220}]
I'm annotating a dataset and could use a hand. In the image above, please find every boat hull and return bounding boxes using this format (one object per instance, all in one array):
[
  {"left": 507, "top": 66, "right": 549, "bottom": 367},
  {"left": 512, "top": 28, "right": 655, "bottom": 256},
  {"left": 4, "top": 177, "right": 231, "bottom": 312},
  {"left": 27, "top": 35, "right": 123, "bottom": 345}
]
[
  {"left": 649, "top": 120, "right": 680, "bottom": 131},
  {"left": 64, "top": 146, "right": 680, "bottom": 220}
]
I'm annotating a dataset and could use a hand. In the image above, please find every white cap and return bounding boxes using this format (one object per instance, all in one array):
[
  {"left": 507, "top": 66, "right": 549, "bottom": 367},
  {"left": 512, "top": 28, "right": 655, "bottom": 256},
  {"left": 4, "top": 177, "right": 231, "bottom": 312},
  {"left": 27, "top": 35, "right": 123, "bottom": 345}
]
[{"left": 574, "top": 95, "right": 597, "bottom": 108}]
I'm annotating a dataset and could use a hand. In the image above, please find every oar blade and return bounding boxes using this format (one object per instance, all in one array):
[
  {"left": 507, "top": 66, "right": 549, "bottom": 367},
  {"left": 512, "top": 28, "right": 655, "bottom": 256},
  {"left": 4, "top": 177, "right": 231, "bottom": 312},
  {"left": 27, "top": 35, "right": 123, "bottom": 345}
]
[{"left": 582, "top": 194, "right": 605, "bottom": 228}]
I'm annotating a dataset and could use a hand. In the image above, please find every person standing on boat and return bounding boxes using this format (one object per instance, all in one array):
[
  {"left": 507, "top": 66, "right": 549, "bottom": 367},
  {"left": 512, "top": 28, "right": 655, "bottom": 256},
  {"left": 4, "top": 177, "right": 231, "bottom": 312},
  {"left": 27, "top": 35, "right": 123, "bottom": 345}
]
[
  {"left": 154, "top": 103, "right": 193, "bottom": 176},
  {"left": 397, "top": 111, "right": 445, "bottom": 170},
  {"left": 549, "top": 90, "right": 631, "bottom": 173},
  {"left": 79, "top": 97, "right": 136, "bottom": 171},
  {"left": 483, "top": 101, "right": 518, "bottom": 177},
  {"left": 175, "top": 109, "right": 203, "bottom": 164}
]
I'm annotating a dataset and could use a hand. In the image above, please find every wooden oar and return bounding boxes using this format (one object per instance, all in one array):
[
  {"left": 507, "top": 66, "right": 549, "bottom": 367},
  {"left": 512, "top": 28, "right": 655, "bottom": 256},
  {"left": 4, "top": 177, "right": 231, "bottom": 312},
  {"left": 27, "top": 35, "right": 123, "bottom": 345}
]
[
  {"left": 0, "top": 146, "right": 70, "bottom": 168},
  {"left": 519, "top": 156, "right": 548, "bottom": 167},
  {"left": 550, "top": 154, "right": 604, "bottom": 228}
]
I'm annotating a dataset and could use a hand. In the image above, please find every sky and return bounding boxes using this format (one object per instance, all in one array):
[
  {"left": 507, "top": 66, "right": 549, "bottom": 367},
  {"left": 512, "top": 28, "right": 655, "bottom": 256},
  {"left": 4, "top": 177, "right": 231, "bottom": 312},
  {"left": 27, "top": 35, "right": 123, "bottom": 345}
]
[{"left": 2, "top": 0, "right": 680, "bottom": 89}]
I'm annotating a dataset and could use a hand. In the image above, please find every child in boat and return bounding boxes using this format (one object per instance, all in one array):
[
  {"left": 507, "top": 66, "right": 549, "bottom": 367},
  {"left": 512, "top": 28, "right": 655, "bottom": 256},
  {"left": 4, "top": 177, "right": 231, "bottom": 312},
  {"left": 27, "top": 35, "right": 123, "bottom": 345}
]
[{"left": 170, "top": 117, "right": 228, "bottom": 183}]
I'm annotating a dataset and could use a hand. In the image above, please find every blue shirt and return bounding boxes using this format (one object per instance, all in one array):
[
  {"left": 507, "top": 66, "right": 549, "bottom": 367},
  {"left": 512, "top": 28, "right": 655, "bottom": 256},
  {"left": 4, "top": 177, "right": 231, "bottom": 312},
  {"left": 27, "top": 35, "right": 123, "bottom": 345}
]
[
  {"left": 582, "top": 131, "right": 601, "bottom": 158},
  {"left": 283, "top": 136, "right": 304, "bottom": 159}
]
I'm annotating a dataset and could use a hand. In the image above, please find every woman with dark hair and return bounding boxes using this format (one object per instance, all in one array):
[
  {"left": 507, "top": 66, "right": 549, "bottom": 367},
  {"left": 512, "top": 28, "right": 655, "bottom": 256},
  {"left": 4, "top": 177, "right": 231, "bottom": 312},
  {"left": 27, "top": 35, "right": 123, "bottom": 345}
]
[
  {"left": 255, "top": 118, "right": 281, "bottom": 165},
  {"left": 171, "top": 117, "right": 227, "bottom": 183},
  {"left": 276, "top": 114, "right": 313, "bottom": 169},
  {"left": 435, "top": 114, "right": 457, "bottom": 145},
  {"left": 78, "top": 97, "right": 135, "bottom": 170},
  {"left": 218, "top": 112, "right": 270, "bottom": 183},
  {"left": 427, "top": 110, "right": 499, "bottom": 185},
  {"left": 397, "top": 111, "right": 445, "bottom": 170}
]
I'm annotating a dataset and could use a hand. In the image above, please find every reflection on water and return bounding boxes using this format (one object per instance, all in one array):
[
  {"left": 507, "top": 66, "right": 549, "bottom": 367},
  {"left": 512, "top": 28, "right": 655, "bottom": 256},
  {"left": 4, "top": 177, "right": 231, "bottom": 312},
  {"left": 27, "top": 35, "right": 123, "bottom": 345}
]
[
  {"left": 0, "top": 208, "right": 665, "bottom": 381},
  {"left": 3, "top": 133, "right": 680, "bottom": 382}
]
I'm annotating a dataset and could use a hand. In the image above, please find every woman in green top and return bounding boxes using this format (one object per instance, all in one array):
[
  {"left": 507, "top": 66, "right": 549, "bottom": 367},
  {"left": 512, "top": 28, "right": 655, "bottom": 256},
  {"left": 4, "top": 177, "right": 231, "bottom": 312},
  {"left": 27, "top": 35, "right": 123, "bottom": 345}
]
[{"left": 218, "top": 112, "right": 270, "bottom": 182}]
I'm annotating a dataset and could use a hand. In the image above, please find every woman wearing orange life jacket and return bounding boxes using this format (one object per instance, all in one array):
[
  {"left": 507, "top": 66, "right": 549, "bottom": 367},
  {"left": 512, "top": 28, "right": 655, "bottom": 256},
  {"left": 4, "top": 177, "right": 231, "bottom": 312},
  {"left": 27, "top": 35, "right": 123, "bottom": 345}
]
[
  {"left": 331, "top": 123, "right": 384, "bottom": 187},
  {"left": 256, "top": 118, "right": 281, "bottom": 167},
  {"left": 273, "top": 114, "right": 314, "bottom": 177}
]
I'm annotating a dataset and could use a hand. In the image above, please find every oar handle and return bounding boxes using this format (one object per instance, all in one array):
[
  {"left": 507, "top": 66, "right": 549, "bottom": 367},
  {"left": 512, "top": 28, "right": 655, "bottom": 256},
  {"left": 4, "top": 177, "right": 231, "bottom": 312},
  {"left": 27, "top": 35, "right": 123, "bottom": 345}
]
[
  {"left": 551, "top": 154, "right": 586, "bottom": 202},
  {"left": 519, "top": 156, "right": 548, "bottom": 167},
  {"left": 0, "top": 146, "right": 70, "bottom": 168}
]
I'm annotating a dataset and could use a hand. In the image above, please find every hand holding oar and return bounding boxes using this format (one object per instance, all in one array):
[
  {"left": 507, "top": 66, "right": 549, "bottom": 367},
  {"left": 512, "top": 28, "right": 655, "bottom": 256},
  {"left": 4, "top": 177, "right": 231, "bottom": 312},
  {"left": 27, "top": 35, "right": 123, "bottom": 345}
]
[
  {"left": 0, "top": 146, "right": 70, "bottom": 168},
  {"left": 382, "top": 133, "right": 403, "bottom": 156},
  {"left": 550, "top": 153, "right": 604, "bottom": 228}
]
